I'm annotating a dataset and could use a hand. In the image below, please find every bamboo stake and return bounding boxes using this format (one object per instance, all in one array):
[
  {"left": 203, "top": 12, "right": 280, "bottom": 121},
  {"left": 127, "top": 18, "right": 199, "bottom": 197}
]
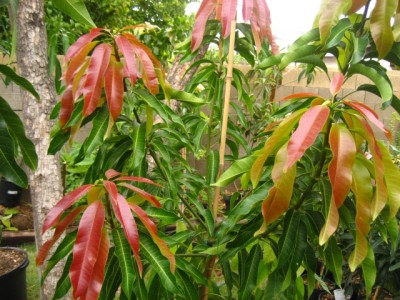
[{"left": 212, "top": 19, "right": 237, "bottom": 219}]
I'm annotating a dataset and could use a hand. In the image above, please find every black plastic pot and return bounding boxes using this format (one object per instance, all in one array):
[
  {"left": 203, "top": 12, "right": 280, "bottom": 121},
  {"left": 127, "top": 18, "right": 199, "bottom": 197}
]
[
  {"left": 0, "top": 247, "right": 29, "bottom": 300},
  {"left": 0, "top": 179, "right": 23, "bottom": 207}
]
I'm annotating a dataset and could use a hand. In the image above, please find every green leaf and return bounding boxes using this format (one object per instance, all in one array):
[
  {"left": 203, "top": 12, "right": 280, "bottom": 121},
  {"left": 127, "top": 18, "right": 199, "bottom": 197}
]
[
  {"left": 279, "top": 45, "right": 320, "bottom": 70},
  {"left": 193, "top": 120, "right": 208, "bottom": 153},
  {"left": 206, "top": 150, "right": 219, "bottom": 185},
  {"left": 277, "top": 210, "right": 301, "bottom": 269},
  {"left": 145, "top": 207, "right": 180, "bottom": 225},
  {"left": 0, "top": 114, "right": 28, "bottom": 188},
  {"left": 238, "top": 244, "right": 262, "bottom": 300},
  {"left": 0, "top": 64, "right": 40, "bottom": 100},
  {"left": 130, "top": 124, "right": 146, "bottom": 170},
  {"left": 347, "top": 63, "right": 393, "bottom": 102},
  {"left": 139, "top": 234, "right": 179, "bottom": 295},
  {"left": 76, "top": 106, "right": 109, "bottom": 163},
  {"left": 361, "top": 245, "right": 376, "bottom": 297},
  {"left": 112, "top": 229, "right": 136, "bottom": 298},
  {"left": 52, "top": 0, "right": 96, "bottom": 28},
  {"left": 326, "top": 18, "right": 353, "bottom": 49},
  {"left": 170, "top": 88, "right": 207, "bottom": 105},
  {"left": 325, "top": 237, "right": 343, "bottom": 285},
  {"left": 0, "top": 96, "right": 38, "bottom": 171},
  {"left": 175, "top": 270, "right": 199, "bottom": 300},
  {"left": 176, "top": 257, "right": 207, "bottom": 285},
  {"left": 48, "top": 129, "right": 71, "bottom": 155},
  {"left": 52, "top": 254, "right": 73, "bottom": 300},
  {"left": 99, "top": 248, "right": 122, "bottom": 300}
]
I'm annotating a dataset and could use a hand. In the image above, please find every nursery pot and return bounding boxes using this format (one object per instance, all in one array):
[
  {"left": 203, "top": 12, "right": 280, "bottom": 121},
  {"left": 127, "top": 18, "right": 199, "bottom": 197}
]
[
  {"left": 0, "top": 247, "right": 29, "bottom": 300},
  {"left": 0, "top": 179, "right": 24, "bottom": 207}
]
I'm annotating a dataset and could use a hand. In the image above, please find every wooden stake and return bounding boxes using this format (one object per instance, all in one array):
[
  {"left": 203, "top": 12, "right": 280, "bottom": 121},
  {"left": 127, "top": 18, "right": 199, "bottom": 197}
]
[{"left": 212, "top": 19, "right": 237, "bottom": 219}]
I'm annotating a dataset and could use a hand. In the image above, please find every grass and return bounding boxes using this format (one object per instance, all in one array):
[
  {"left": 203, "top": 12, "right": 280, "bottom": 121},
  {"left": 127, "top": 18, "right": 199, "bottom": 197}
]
[{"left": 21, "top": 243, "right": 40, "bottom": 300}]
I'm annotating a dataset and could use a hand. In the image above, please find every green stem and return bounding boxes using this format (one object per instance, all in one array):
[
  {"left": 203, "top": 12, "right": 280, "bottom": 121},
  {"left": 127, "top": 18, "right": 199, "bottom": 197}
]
[{"left": 357, "top": 0, "right": 372, "bottom": 37}]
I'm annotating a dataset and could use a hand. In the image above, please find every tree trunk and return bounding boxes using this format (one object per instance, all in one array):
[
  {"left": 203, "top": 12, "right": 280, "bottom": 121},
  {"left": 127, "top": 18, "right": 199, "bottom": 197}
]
[{"left": 16, "top": 1, "right": 64, "bottom": 299}]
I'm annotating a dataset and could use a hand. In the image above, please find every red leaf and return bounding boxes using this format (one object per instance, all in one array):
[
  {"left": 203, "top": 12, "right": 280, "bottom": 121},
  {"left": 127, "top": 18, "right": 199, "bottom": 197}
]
[
  {"left": 84, "top": 229, "right": 110, "bottom": 300},
  {"left": 285, "top": 105, "right": 330, "bottom": 171},
  {"left": 116, "top": 176, "right": 161, "bottom": 186},
  {"left": 42, "top": 184, "right": 94, "bottom": 233},
  {"left": 242, "top": 0, "right": 254, "bottom": 21},
  {"left": 83, "top": 43, "right": 112, "bottom": 117},
  {"left": 129, "top": 203, "right": 176, "bottom": 272},
  {"left": 328, "top": 124, "right": 356, "bottom": 208},
  {"left": 115, "top": 35, "right": 140, "bottom": 86},
  {"left": 345, "top": 100, "right": 392, "bottom": 141},
  {"left": 104, "top": 180, "right": 118, "bottom": 205},
  {"left": 65, "top": 41, "right": 98, "bottom": 87},
  {"left": 70, "top": 200, "right": 106, "bottom": 299},
  {"left": 112, "top": 193, "right": 142, "bottom": 275},
  {"left": 128, "top": 38, "right": 159, "bottom": 94},
  {"left": 105, "top": 58, "right": 124, "bottom": 121},
  {"left": 330, "top": 73, "right": 345, "bottom": 96},
  {"left": 37, "top": 206, "right": 85, "bottom": 266},
  {"left": 65, "top": 28, "right": 103, "bottom": 63},
  {"left": 118, "top": 182, "right": 161, "bottom": 207},
  {"left": 221, "top": 0, "right": 238, "bottom": 38},
  {"left": 191, "top": 0, "right": 217, "bottom": 51},
  {"left": 277, "top": 93, "right": 320, "bottom": 102},
  {"left": 105, "top": 169, "right": 122, "bottom": 179},
  {"left": 59, "top": 86, "right": 74, "bottom": 127},
  {"left": 72, "top": 61, "right": 89, "bottom": 101}
]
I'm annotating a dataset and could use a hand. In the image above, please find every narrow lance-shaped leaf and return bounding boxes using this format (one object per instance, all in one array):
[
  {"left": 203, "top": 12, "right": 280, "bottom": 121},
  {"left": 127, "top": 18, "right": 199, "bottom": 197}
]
[
  {"left": 112, "top": 193, "right": 143, "bottom": 275},
  {"left": 329, "top": 124, "right": 356, "bottom": 208},
  {"left": 238, "top": 244, "right": 262, "bottom": 300},
  {"left": 251, "top": 108, "right": 306, "bottom": 187},
  {"left": 344, "top": 100, "right": 392, "bottom": 141},
  {"left": 70, "top": 200, "right": 106, "bottom": 299},
  {"left": 378, "top": 142, "right": 400, "bottom": 219},
  {"left": 42, "top": 184, "right": 94, "bottom": 233},
  {"left": 129, "top": 203, "right": 176, "bottom": 273},
  {"left": 330, "top": 73, "right": 345, "bottom": 96},
  {"left": 370, "top": 0, "right": 397, "bottom": 58},
  {"left": 261, "top": 146, "right": 296, "bottom": 228},
  {"left": 362, "top": 245, "right": 376, "bottom": 297},
  {"left": 285, "top": 105, "right": 330, "bottom": 171},
  {"left": 83, "top": 43, "right": 112, "bottom": 117},
  {"left": 0, "top": 64, "right": 39, "bottom": 100},
  {"left": 319, "top": 197, "right": 339, "bottom": 245},
  {"left": 59, "top": 86, "right": 74, "bottom": 127},
  {"left": 115, "top": 35, "right": 139, "bottom": 86},
  {"left": 84, "top": 229, "right": 110, "bottom": 300},
  {"left": 191, "top": 0, "right": 216, "bottom": 51},
  {"left": 349, "top": 158, "right": 373, "bottom": 271},
  {"left": 221, "top": 0, "right": 238, "bottom": 38},
  {"left": 104, "top": 57, "right": 124, "bottom": 121},
  {"left": 52, "top": 0, "right": 96, "bottom": 28},
  {"left": 65, "top": 28, "right": 103, "bottom": 62},
  {"left": 119, "top": 182, "right": 161, "bottom": 207},
  {"left": 37, "top": 206, "right": 85, "bottom": 265}
]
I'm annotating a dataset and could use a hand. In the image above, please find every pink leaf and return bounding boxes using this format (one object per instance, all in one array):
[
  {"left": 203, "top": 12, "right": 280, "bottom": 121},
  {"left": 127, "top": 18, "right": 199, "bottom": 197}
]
[
  {"left": 118, "top": 182, "right": 161, "bottom": 207},
  {"left": 83, "top": 43, "right": 112, "bottom": 117},
  {"left": 65, "top": 28, "right": 103, "bottom": 63},
  {"left": 115, "top": 35, "right": 140, "bottom": 86},
  {"left": 116, "top": 176, "right": 161, "bottom": 186},
  {"left": 242, "top": 0, "right": 254, "bottom": 21},
  {"left": 105, "top": 169, "right": 122, "bottom": 179},
  {"left": 221, "top": 0, "right": 238, "bottom": 38},
  {"left": 285, "top": 105, "right": 330, "bottom": 171},
  {"left": 278, "top": 93, "right": 320, "bottom": 102},
  {"left": 70, "top": 200, "right": 106, "bottom": 299},
  {"left": 191, "top": 0, "right": 217, "bottom": 51},
  {"left": 330, "top": 73, "right": 345, "bottom": 96},
  {"left": 104, "top": 58, "right": 124, "bottom": 121},
  {"left": 42, "top": 184, "right": 94, "bottom": 233}
]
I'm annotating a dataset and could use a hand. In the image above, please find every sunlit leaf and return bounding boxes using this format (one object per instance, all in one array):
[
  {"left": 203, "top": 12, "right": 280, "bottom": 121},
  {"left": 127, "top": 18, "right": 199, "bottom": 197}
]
[
  {"left": 105, "top": 57, "right": 124, "bottom": 121},
  {"left": 52, "top": 0, "right": 96, "bottom": 28},
  {"left": 330, "top": 73, "right": 345, "bottom": 96},
  {"left": 65, "top": 28, "right": 103, "bottom": 63},
  {"left": 319, "top": 198, "right": 339, "bottom": 245},
  {"left": 191, "top": 0, "right": 216, "bottom": 51}
]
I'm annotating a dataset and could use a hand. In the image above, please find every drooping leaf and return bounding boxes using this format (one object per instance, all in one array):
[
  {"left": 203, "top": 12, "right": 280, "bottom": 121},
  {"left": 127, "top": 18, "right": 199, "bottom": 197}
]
[
  {"left": 238, "top": 244, "right": 262, "bottom": 300},
  {"left": 70, "top": 200, "right": 106, "bottom": 299},
  {"left": 65, "top": 28, "right": 103, "bottom": 63},
  {"left": 349, "top": 159, "right": 372, "bottom": 271},
  {"left": 344, "top": 100, "right": 392, "bottom": 140},
  {"left": 319, "top": 198, "right": 339, "bottom": 245},
  {"left": 85, "top": 229, "right": 109, "bottom": 300},
  {"left": 251, "top": 108, "right": 306, "bottom": 187},
  {"left": 330, "top": 73, "right": 345, "bottom": 96},
  {"left": 105, "top": 57, "right": 124, "bottom": 121},
  {"left": 129, "top": 124, "right": 146, "bottom": 171},
  {"left": 215, "top": 155, "right": 256, "bottom": 187},
  {"left": 129, "top": 203, "right": 175, "bottom": 272},
  {"left": 206, "top": 150, "right": 219, "bottom": 185},
  {"left": 0, "top": 97, "right": 38, "bottom": 171},
  {"left": 324, "top": 237, "right": 343, "bottom": 285},
  {"left": 59, "top": 87, "right": 74, "bottom": 127},
  {"left": 119, "top": 182, "right": 161, "bottom": 207},
  {"left": 0, "top": 64, "right": 39, "bottom": 100},
  {"left": 370, "top": 0, "right": 397, "bottom": 58},
  {"left": 42, "top": 184, "right": 94, "bottom": 233},
  {"left": 112, "top": 228, "right": 136, "bottom": 298},
  {"left": 346, "top": 63, "right": 393, "bottom": 102},
  {"left": 52, "top": 254, "right": 73, "bottom": 299},
  {"left": 52, "top": 0, "right": 96, "bottom": 28},
  {"left": 83, "top": 43, "right": 112, "bottom": 117},
  {"left": 37, "top": 206, "right": 85, "bottom": 266},
  {"left": 98, "top": 248, "right": 121, "bottom": 300},
  {"left": 191, "top": 0, "right": 216, "bottom": 51},
  {"left": 221, "top": 0, "right": 238, "bottom": 38},
  {"left": 328, "top": 124, "right": 356, "bottom": 207},
  {"left": 361, "top": 245, "right": 376, "bottom": 297},
  {"left": 378, "top": 142, "right": 400, "bottom": 219},
  {"left": 285, "top": 105, "right": 330, "bottom": 171}
]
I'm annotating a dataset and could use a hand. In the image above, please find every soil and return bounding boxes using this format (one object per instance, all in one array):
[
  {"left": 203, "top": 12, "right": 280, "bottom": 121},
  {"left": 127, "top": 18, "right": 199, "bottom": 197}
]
[
  {"left": 0, "top": 202, "right": 34, "bottom": 231},
  {"left": 0, "top": 248, "right": 26, "bottom": 276}
]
